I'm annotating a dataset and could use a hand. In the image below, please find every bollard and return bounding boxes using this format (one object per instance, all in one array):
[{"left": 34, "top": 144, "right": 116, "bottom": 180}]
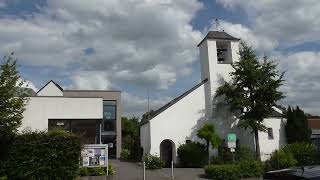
[
  {"left": 143, "top": 161, "right": 146, "bottom": 180},
  {"left": 171, "top": 161, "right": 174, "bottom": 180}
]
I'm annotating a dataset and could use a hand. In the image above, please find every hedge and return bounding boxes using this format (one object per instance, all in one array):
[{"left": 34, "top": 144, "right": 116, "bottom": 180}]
[
  {"left": 177, "top": 142, "right": 207, "bottom": 167},
  {"left": 5, "top": 130, "right": 82, "bottom": 179},
  {"left": 205, "top": 161, "right": 263, "bottom": 180},
  {"left": 282, "top": 142, "right": 317, "bottom": 166},
  {"left": 204, "top": 164, "right": 240, "bottom": 180}
]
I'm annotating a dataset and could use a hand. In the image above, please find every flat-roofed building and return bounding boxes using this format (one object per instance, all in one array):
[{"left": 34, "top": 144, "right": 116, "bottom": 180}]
[{"left": 21, "top": 80, "right": 122, "bottom": 158}]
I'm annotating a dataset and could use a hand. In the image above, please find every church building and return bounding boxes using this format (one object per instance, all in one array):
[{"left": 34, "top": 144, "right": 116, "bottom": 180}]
[{"left": 140, "top": 31, "right": 287, "bottom": 165}]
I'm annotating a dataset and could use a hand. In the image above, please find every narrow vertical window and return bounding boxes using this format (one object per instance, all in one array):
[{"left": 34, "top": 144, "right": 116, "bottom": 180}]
[{"left": 268, "top": 128, "right": 274, "bottom": 140}]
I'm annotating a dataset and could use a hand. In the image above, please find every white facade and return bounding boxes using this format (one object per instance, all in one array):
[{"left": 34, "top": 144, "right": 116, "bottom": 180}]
[
  {"left": 20, "top": 80, "right": 122, "bottom": 158},
  {"left": 145, "top": 84, "right": 205, "bottom": 163},
  {"left": 140, "top": 31, "right": 286, "bottom": 163},
  {"left": 21, "top": 97, "right": 103, "bottom": 131}
]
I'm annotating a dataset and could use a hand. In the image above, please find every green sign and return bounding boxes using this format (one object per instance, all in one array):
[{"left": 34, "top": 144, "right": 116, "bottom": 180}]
[{"left": 227, "top": 134, "right": 237, "bottom": 142}]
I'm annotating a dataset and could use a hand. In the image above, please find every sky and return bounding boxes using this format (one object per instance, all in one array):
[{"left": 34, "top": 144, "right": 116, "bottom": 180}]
[{"left": 0, "top": 0, "right": 320, "bottom": 117}]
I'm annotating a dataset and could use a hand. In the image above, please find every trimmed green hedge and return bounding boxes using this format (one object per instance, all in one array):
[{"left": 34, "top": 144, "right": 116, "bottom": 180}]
[
  {"left": 177, "top": 142, "right": 207, "bottom": 167},
  {"left": 205, "top": 160, "right": 263, "bottom": 180},
  {"left": 5, "top": 130, "right": 82, "bottom": 179},
  {"left": 205, "top": 164, "right": 240, "bottom": 180},
  {"left": 238, "top": 160, "right": 264, "bottom": 178}
]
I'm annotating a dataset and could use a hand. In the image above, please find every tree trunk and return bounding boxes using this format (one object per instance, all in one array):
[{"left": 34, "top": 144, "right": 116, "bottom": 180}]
[
  {"left": 206, "top": 140, "right": 210, "bottom": 164},
  {"left": 254, "top": 130, "right": 261, "bottom": 161}
]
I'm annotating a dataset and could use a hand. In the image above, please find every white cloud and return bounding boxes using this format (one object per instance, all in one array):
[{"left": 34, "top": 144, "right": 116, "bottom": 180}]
[
  {"left": 210, "top": 20, "right": 278, "bottom": 51},
  {"left": 70, "top": 71, "right": 112, "bottom": 90},
  {"left": 217, "top": 0, "right": 320, "bottom": 48},
  {"left": 275, "top": 51, "right": 320, "bottom": 115},
  {"left": 122, "top": 92, "right": 171, "bottom": 117},
  {"left": 0, "top": 0, "right": 203, "bottom": 90}
]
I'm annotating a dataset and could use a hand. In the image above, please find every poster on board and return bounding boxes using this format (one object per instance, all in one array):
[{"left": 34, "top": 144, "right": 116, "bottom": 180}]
[{"left": 83, "top": 157, "right": 89, "bottom": 167}]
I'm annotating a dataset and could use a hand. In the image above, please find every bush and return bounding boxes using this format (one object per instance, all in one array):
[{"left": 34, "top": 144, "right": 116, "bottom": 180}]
[
  {"left": 144, "top": 154, "right": 165, "bottom": 169},
  {"left": 177, "top": 142, "right": 207, "bottom": 167},
  {"left": 238, "top": 160, "right": 263, "bottom": 178},
  {"left": 79, "top": 165, "right": 115, "bottom": 176},
  {"left": 211, "top": 145, "right": 255, "bottom": 165},
  {"left": 120, "top": 149, "right": 131, "bottom": 161},
  {"left": 268, "top": 150, "right": 297, "bottom": 170},
  {"left": 282, "top": 142, "right": 316, "bottom": 166},
  {"left": 235, "top": 146, "right": 255, "bottom": 161},
  {"left": 204, "top": 164, "right": 240, "bottom": 180},
  {"left": 6, "top": 130, "right": 82, "bottom": 179}
]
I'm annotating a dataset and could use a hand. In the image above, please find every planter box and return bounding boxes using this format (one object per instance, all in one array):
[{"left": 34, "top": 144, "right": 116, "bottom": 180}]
[{"left": 79, "top": 176, "right": 114, "bottom": 180}]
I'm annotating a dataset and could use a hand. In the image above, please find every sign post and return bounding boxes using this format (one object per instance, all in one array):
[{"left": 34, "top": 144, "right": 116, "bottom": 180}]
[{"left": 227, "top": 133, "right": 236, "bottom": 163}]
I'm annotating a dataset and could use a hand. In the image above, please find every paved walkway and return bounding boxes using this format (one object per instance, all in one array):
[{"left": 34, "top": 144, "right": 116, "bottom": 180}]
[
  {"left": 110, "top": 160, "right": 209, "bottom": 180},
  {"left": 80, "top": 160, "right": 262, "bottom": 180}
]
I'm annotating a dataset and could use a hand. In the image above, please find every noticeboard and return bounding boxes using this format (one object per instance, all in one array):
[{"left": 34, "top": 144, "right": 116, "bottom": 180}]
[{"left": 81, "top": 144, "right": 108, "bottom": 167}]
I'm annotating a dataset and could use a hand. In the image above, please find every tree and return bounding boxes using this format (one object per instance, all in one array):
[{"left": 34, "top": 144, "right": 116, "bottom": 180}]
[
  {"left": 0, "top": 53, "right": 28, "bottom": 136},
  {"left": 285, "top": 106, "right": 311, "bottom": 144},
  {"left": 216, "top": 43, "right": 285, "bottom": 160},
  {"left": 121, "top": 116, "right": 141, "bottom": 161},
  {"left": 197, "top": 123, "right": 221, "bottom": 163},
  {"left": 141, "top": 109, "right": 156, "bottom": 123},
  {"left": 0, "top": 53, "right": 28, "bottom": 162}
]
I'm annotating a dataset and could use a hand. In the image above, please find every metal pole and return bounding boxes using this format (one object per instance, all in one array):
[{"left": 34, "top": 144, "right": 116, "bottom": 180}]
[
  {"left": 147, "top": 88, "right": 150, "bottom": 120},
  {"left": 171, "top": 161, "right": 174, "bottom": 180},
  {"left": 106, "top": 146, "right": 109, "bottom": 176},
  {"left": 143, "top": 161, "right": 146, "bottom": 180}
]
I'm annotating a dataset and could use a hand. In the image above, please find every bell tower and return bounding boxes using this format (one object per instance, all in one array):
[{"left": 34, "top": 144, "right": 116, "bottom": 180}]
[{"left": 198, "top": 31, "right": 240, "bottom": 119}]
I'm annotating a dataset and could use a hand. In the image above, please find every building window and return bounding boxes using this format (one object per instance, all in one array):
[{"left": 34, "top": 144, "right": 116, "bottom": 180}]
[
  {"left": 268, "top": 128, "right": 274, "bottom": 140},
  {"left": 186, "top": 140, "right": 191, "bottom": 144},
  {"left": 103, "top": 101, "right": 116, "bottom": 132}
]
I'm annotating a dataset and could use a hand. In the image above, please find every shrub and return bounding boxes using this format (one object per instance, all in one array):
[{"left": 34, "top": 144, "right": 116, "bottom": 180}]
[
  {"left": 79, "top": 165, "right": 115, "bottom": 176},
  {"left": 282, "top": 142, "right": 317, "bottom": 166},
  {"left": 235, "top": 146, "right": 255, "bottom": 161},
  {"left": 211, "top": 145, "right": 255, "bottom": 165},
  {"left": 120, "top": 149, "right": 131, "bottom": 161},
  {"left": 268, "top": 150, "right": 297, "bottom": 170},
  {"left": 6, "top": 130, "right": 82, "bottom": 179},
  {"left": 204, "top": 164, "right": 240, "bottom": 180},
  {"left": 144, "top": 154, "right": 165, "bottom": 169},
  {"left": 177, "top": 142, "right": 207, "bottom": 167},
  {"left": 238, "top": 160, "right": 263, "bottom": 178}
]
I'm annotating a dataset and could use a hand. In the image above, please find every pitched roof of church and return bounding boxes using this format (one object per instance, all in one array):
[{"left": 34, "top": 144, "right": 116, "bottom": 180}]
[
  {"left": 197, "top": 31, "right": 240, "bottom": 47},
  {"left": 140, "top": 78, "right": 208, "bottom": 126}
]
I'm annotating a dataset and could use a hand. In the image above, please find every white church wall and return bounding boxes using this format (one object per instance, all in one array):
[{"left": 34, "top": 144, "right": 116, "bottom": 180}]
[
  {"left": 147, "top": 84, "right": 206, "bottom": 162},
  {"left": 21, "top": 97, "right": 103, "bottom": 131},
  {"left": 259, "top": 117, "right": 287, "bottom": 161}
]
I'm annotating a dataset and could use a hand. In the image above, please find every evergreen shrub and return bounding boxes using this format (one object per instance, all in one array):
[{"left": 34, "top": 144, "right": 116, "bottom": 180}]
[
  {"left": 204, "top": 164, "right": 240, "bottom": 180},
  {"left": 282, "top": 142, "right": 317, "bottom": 166},
  {"left": 177, "top": 142, "right": 207, "bottom": 167},
  {"left": 144, "top": 154, "right": 165, "bottom": 169},
  {"left": 238, "top": 160, "right": 263, "bottom": 178},
  {"left": 6, "top": 130, "right": 82, "bottom": 179},
  {"left": 268, "top": 150, "right": 297, "bottom": 170}
]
